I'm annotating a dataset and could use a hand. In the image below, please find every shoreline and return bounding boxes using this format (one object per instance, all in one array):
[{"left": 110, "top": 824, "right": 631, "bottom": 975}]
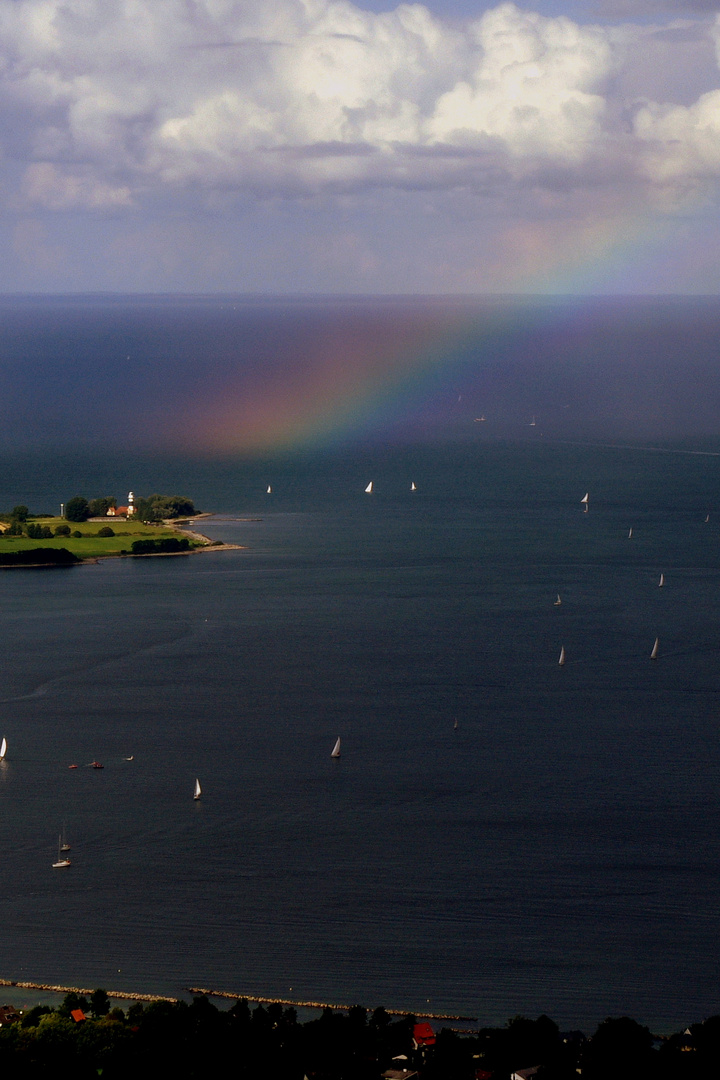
[{"left": 0, "top": 976, "right": 475, "bottom": 1022}]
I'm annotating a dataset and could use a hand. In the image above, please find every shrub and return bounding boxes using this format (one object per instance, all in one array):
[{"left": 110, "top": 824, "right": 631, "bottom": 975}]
[
  {"left": 72, "top": 530, "right": 83, "bottom": 538},
  {"left": 97, "top": 526, "right": 115, "bottom": 537},
  {"left": 54, "top": 524, "right": 71, "bottom": 536}
]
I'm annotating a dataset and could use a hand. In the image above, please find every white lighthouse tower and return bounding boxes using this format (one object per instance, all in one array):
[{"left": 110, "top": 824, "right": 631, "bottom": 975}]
[{"left": 127, "top": 491, "right": 135, "bottom": 517}]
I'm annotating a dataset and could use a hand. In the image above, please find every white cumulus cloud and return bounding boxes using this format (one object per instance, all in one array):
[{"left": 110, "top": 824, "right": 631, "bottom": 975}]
[{"left": 0, "top": 0, "right": 718, "bottom": 211}]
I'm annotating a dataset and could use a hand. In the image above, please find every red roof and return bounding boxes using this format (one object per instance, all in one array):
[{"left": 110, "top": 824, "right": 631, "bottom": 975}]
[
  {"left": 413, "top": 1022, "right": 436, "bottom": 1047},
  {"left": 70, "top": 1009, "right": 86, "bottom": 1023}
]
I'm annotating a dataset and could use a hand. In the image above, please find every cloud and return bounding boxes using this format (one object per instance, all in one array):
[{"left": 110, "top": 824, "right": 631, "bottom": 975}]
[{"left": 0, "top": 0, "right": 718, "bottom": 215}]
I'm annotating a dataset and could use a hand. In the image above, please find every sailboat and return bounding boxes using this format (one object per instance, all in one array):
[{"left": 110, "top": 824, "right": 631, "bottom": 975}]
[
  {"left": 0, "top": 737, "right": 6, "bottom": 760},
  {"left": 705, "top": 514, "right": 710, "bottom": 523},
  {"left": 410, "top": 482, "right": 417, "bottom": 491},
  {"left": 554, "top": 594, "right": 562, "bottom": 606},
  {"left": 52, "top": 836, "right": 71, "bottom": 869},
  {"left": 60, "top": 824, "right": 70, "bottom": 853},
  {"left": 193, "top": 778, "right": 202, "bottom": 800},
  {"left": 530, "top": 416, "right": 536, "bottom": 427},
  {"left": 365, "top": 482, "right": 373, "bottom": 494},
  {"left": 331, "top": 737, "right": 341, "bottom": 758},
  {"left": 650, "top": 637, "right": 659, "bottom": 660},
  {"left": 474, "top": 416, "right": 486, "bottom": 422},
  {"left": 659, "top": 573, "right": 665, "bottom": 588},
  {"left": 266, "top": 485, "right": 272, "bottom": 494},
  {"left": 580, "top": 492, "right": 589, "bottom": 513},
  {"left": 628, "top": 527, "right": 633, "bottom": 538},
  {"left": 558, "top": 646, "right": 566, "bottom": 666}
]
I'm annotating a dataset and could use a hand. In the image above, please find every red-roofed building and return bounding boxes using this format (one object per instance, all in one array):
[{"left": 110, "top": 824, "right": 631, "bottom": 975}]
[
  {"left": 70, "top": 1009, "right": 86, "bottom": 1023},
  {"left": 412, "top": 1022, "right": 436, "bottom": 1049}
]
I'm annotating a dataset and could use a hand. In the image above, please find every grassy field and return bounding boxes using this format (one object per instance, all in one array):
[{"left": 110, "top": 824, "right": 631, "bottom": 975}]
[{"left": 0, "top": 518, "right": 200, "bottom": 560}]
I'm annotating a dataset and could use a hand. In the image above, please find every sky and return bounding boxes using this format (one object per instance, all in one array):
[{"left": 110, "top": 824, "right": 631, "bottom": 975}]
[{"left": 2, "top": 0, "right": 720, "bottom": 294}]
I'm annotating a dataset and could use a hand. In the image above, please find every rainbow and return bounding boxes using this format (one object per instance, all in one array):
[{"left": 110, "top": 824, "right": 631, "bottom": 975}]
[{"left": 161, "top": 203, "right": 696, "bottom": 455}]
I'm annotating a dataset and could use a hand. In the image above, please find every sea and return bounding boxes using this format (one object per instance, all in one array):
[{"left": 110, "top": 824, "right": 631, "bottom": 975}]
[{"left": 0, "top": 296, "right": 719, "bottom": 1033}]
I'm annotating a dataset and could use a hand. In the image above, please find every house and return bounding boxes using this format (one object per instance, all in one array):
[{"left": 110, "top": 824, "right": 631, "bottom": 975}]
[
  {"left": 0, "top": 1005, "right": 21, "bottom": 1025},
  {"left": 70, "top": 1009, "right": 86, "bottom": 1023},
  {"left": 382, "top": 1071, "right": 419, "bottom": 1080},
  {"left": 511, "top": 1068, "right": 541, "bottom": 1080},
  {"left": 412, "top": 1022, "right": 436, "bottom": 1049}
]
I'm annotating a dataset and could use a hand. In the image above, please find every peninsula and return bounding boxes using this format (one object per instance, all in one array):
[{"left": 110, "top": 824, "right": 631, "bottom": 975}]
[{"left": 0, "top": 494, "right": 241, "bottom": 566}]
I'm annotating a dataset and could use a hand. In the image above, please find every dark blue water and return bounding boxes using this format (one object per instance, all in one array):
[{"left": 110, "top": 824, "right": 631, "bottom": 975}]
[{"left": 0, "top": 440, "right": 719, "bottom": 1030}]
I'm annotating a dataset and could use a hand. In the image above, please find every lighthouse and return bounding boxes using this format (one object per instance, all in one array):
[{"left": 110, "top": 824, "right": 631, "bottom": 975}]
[{"left": 127, "top": 491, "right": 135, "bottom": 517}]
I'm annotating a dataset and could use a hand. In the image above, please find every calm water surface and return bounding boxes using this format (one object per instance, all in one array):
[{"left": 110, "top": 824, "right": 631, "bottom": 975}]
[{"left": 0, "top": 442, "right": 719, "bottom": 1030}]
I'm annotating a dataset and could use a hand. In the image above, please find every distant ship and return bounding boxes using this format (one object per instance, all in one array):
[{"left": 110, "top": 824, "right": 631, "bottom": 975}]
[
  {"left": 474, "top": 416, "right": 486, "bottom": 422},
  {"left": 52, "top": 836, "right": 71, "bottom": 869},
  {"left": 194, "top": 778, "right": 202, "bottom": 800}
]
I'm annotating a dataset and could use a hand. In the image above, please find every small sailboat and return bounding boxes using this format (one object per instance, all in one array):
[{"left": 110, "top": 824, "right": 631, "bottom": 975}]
[
  {"left": 411, "top": 482, "right": 417, "bottom": 491},
  {"left": 658, "top": 573, "right": 664, "bottom": 588},
  {"left": 650, "top": 637, "right": 659, "bottom": 660},
  {"left": 558, "top": 646, "right": 566, "bottom": 666},
  {"left": 193, "top": 778, "right": 202, "bottom": 800},
  {"left": 580, "top": 492, "right": 589, "bottom": 513},
  {"left": 628, "top": 527, "right": 633, "bottom": 538},
  {"left": 554, "top": 594, "right": 562, "bottom": 606},
  {"left": 705, "top": 514, "right": 710, "bottom": 523},
  {"left": 52, "top": 836, "right": 71, "bottom": 869},
  {"left": 365, "top": 482, "right": 373, "bottom": 494},
  {"left": 266, "top": 485, "right": 272, "bottom": 494},
  {"left": 474, "top": 416, "right": 486, "bottom": 422},
  {"left": 60, "top": 824, "right": 70, "bottom": 853},
  {"left": 0, "top": 737, "right": 6, "bottom": 760},
  {"left": 331, "top": 737, "right": 341, "bottom": 758},
  {"left": 453, "top": 718, "right": 458, "bottom": 731},
  {"left": 530, "top": 416, "right": 536, "bottom": 427}
]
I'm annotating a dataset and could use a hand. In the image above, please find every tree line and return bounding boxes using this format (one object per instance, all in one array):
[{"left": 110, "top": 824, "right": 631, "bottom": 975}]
[
  {"left": 0, "top": 992, "right": 718, "bottom": 1079},
  {"left": 64, "top": 494, "right": 195, "bottom": 523}
]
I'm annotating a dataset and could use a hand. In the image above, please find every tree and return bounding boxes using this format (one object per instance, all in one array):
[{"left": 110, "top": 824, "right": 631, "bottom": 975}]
[
  {"left": 10, "top": 505, "right": 28, "bottom": 522},
  {"left": 65, "top": 496, "right": 89, "bottom": 522},
  {"left": 88, "top": 497, "right": 116, "bottom": 518},
  {"left": 89, "top": 988, "right": 110, "bottom": 1018}
]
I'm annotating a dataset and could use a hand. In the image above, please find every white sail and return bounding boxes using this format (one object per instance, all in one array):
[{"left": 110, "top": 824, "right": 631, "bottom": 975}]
[
  {"left": 705, "top": 514, "right": 710, "bottom": 523},
  {"left": 558, "top": 646, "right": 566, "bottom": 666},
  {"left": 659, "top": 573, "right": 664, "bottom": 587},
  {"left": 365, "top": 482, "right": 373, "bottom": 493},
  {"left": 650, "top": 637, "right": 659, "bottom": 660},
  {"left": 193, "top": 778, "right": 202, "bottom": 800},
  {"left": 580, "top": 492, "right": 589, "bottom": 504},
  {"left": 331, "top": 737, "right": 341, "bottom": 758},
  {"left": 628, "top": 527, "right": 633, "bottom": 538},
  {"left": 0, "top": 737, "right": 6, "bottom": 760},
  {"left": 530, "top": 416, "right": 536, "bottom": 426},
  {"left": 266, "top": 485, "right": 272, "bottom": 494},
  {"left": 554, "top": 594, "right": 561, "bottom": 606},
  {"left": 411, "top": 482, "right": 417, "bottom": 491}
]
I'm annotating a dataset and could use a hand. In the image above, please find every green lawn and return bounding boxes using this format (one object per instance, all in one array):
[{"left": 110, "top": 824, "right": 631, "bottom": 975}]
[{"left": 0, "top": 518, "right": 200, "bottom": 560}]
